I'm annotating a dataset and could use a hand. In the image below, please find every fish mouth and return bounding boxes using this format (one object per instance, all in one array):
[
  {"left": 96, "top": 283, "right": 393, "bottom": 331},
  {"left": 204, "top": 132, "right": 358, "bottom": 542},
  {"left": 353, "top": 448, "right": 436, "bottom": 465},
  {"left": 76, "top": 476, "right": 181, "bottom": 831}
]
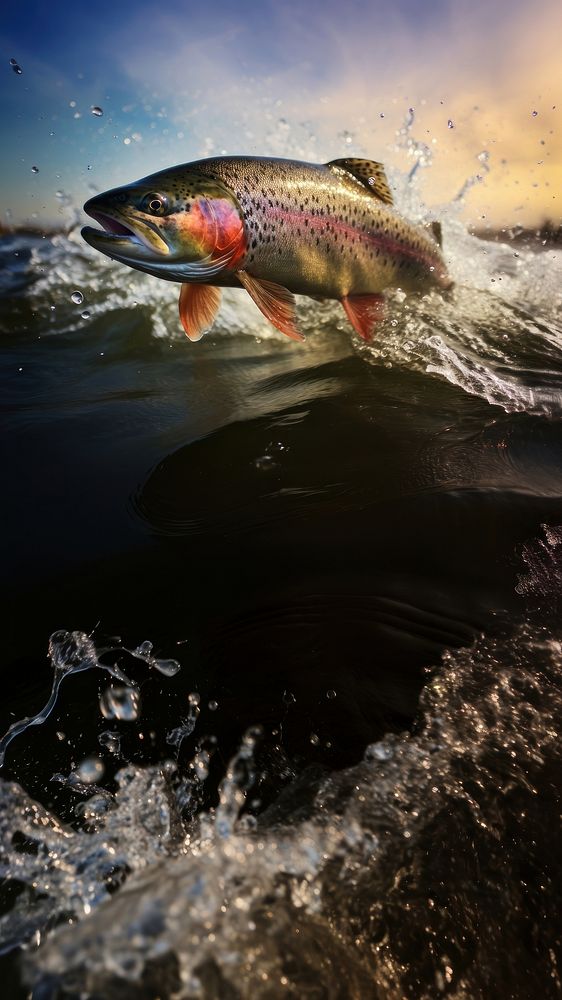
[{"left": 81, "top": 206, "right": 170, "bottom": 258}]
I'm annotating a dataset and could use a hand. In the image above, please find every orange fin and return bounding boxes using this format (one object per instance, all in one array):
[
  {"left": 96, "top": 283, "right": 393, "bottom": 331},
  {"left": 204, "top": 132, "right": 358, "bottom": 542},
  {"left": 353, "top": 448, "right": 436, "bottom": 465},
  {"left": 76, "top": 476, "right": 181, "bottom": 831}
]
[
  {"left": 342, "top": 294, "right": 386, "bottom": 342},
  {"left": 179, "top": 283, "right": 222, "bottom": 341},
  {"left": 238, "top": 270, "right": 304, "bottom": 342}
]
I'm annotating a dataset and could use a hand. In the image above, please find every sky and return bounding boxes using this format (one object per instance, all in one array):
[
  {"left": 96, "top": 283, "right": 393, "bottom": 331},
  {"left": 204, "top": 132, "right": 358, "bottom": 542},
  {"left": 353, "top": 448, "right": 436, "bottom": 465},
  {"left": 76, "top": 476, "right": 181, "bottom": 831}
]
[{"left": 1, "top": 0, "right": 561, "bottom": 229}]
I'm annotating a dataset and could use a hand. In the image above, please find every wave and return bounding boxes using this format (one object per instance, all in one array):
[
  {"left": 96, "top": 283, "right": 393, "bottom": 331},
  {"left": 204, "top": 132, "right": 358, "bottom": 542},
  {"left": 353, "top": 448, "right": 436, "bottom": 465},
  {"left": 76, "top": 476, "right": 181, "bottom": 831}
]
[
  {"left": 2, "top": 185, "right": 561, "bottom": 420},
  {"left": 2, "top": 597, "right": 560, "bottom": 997}
]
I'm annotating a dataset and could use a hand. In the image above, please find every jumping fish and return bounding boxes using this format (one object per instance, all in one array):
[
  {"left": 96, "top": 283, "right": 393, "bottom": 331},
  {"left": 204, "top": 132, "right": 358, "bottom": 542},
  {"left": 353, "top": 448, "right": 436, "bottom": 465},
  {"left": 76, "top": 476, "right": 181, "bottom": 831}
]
[{"left": 82, "top": 156, "right": 451, "bottom": 343}]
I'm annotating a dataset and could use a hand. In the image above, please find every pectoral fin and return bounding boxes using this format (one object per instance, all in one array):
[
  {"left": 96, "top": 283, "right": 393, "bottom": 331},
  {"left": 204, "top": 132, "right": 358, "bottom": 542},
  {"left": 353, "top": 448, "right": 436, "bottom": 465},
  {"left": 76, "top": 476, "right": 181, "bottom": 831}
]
[
  {"left": 238, "top": 270, "right": 305, "bottom": 342},
  {"left": 179, "top": 283, "right": 222, "bottom": 341},
  {"left": 341, "top": 294, "right": 386, "bottom": 342}
]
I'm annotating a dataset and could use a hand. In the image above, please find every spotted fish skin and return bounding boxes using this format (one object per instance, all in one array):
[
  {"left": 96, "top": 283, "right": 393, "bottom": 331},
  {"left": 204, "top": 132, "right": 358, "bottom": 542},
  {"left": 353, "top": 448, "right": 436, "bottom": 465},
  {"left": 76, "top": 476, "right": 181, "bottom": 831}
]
[
  {"left": 194, "top": 156, "right": 449, "bottom": 297},
  {"left": 82, "top": 155, "right": 450, "bottom": 342}
]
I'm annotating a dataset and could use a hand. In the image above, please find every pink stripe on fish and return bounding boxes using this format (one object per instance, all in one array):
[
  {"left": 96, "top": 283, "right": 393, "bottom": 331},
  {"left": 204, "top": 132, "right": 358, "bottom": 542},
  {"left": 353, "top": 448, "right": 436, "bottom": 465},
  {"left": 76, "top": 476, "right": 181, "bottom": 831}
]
[{"left": 266, "top": 205, "right": 445, "bottom": 279}]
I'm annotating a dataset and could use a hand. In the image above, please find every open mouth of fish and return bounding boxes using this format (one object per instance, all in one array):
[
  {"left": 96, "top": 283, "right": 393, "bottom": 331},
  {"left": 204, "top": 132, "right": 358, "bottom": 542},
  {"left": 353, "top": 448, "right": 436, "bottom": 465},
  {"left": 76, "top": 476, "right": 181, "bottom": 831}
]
[{"left": 81, "top": 209, "right": 169, "bottom": 256}]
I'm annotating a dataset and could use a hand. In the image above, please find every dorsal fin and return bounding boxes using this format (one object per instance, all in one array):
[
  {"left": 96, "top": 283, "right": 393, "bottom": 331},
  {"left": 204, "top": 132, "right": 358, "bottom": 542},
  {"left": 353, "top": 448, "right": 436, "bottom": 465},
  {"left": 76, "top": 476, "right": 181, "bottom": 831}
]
[{"left": 326, "top": 158, "right": 393, "bottom": 205}]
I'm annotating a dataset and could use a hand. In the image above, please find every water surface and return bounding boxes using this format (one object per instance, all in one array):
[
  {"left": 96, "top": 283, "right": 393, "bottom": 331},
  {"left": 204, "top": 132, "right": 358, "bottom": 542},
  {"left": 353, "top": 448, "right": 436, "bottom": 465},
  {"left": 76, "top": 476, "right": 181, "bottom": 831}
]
[{"left": 0, "top": 211, "right": 561, "bottom": 997}]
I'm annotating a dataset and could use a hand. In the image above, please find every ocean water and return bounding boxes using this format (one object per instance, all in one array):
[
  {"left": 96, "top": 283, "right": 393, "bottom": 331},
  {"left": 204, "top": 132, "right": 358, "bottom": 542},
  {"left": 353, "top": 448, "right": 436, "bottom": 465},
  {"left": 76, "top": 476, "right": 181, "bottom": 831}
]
[{"left": 1, "top": 170, "right": 562, "bottom": 998}]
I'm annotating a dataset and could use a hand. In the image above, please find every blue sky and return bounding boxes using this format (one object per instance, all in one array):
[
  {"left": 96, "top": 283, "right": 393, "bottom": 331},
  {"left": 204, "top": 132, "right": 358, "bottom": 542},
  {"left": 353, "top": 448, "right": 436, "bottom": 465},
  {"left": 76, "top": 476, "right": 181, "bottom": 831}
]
[{"left": 2, "top": 0, "right": 560, "bottom": 227}]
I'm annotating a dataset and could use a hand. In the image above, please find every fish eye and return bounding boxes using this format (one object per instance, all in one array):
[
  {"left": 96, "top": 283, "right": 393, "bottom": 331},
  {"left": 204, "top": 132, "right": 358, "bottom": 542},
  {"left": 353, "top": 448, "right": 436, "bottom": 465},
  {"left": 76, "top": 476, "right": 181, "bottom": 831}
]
[{"left": 141, "top": 192, "right": 169, "bottom": 216}]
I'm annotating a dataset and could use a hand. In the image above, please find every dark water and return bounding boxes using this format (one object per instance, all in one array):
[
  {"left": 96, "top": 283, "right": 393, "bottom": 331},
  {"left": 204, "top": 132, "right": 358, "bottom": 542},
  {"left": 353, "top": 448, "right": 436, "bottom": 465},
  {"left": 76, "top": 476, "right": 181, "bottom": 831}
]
[{"left": 0, "top": 220, "right": 562, "bottom": 998}]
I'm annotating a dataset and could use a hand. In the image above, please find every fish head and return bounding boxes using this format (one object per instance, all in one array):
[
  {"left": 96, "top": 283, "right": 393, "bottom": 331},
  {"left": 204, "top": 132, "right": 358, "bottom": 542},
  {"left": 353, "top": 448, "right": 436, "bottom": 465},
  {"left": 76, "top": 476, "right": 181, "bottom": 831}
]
[{"left": 81, "top": 166, "right": 245, "bottom": 281}]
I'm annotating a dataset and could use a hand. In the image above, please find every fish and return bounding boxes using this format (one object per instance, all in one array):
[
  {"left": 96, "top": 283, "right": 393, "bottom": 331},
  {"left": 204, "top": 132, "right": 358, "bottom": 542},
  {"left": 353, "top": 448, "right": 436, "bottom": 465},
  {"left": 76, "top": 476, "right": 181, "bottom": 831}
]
[{"left": 81, "top": 156, "right": 451, "bottom": 343}]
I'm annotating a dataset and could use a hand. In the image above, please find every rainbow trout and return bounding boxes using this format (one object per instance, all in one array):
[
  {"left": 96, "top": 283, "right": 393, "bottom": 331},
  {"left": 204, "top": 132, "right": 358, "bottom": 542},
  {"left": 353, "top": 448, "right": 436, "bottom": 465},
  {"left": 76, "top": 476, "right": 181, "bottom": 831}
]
[{"left": 82, "top": 156, "right": 450, "bottom": 342}]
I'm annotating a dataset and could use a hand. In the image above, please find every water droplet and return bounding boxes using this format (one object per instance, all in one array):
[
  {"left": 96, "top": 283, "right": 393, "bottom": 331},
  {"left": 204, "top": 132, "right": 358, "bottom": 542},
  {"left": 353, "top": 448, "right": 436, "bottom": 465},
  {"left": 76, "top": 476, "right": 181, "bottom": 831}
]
[
  {"left": 379, "top": 112, "right": 385, "bottom": 119},
  {"left": 91, "top": 106, "right": 103, "bottom": 117},
  {"left": 98, "top": 730, "right": 121, "bottom": 754},
  {"left": 71, "top": 290, "right": 84, "bottom": 305},
  {"left": 326, "top": 689, "right": 337, "bottom": 699},
  {"left": 75, "top": 794, "right": 112, "bottom": 824},
  {"left": 123, "top": 137, "right": 131, "bottom": 145},
  {"left": 100, "top": 685, "right": 140, "bottom": 721},
  {"left": 10, "top": 59, "right": 23, "bottom": 75},
  {"left": 531, "top": 110, "right": 538, "bottom": 117},
  {"left": 31, "top": 165, "right": 39, "bottom": 174},
  {"left": 447, "top": 119, "right": 454, "bottom": 129},
  {"left": 188, "top": 691, "right": 201, "bottom": 707},
  {"left": 153, "top": 658, "right": 181, "bottom": 677},
  {"left": 253, "top": 455, "right": 277, "bottom": 472},
  {"left": 310, "top": 733, "right": 320, "bottom": 746},
  {"left": 81, "top": 310, "right": 90, "bottom": 319},
  {"left": 74, "top": 756, "right": 105, "bottom": 784},
  {"left": 208, "top": 699, "right": 218, "bottom": 711}
]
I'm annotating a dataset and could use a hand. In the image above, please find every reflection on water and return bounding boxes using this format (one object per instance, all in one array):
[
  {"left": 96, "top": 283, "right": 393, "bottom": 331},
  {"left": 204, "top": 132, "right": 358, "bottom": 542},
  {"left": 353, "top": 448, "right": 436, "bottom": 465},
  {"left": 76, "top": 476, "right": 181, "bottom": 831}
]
[{"left": 1, "top": 208, "right": 562, "bottom": 996}]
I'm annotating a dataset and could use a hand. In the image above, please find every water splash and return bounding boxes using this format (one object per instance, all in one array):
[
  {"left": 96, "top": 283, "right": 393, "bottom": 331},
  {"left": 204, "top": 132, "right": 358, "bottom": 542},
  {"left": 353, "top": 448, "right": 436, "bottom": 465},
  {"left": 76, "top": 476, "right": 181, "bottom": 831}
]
[
  {"left": 394, "top": 106, "right": 433, "bottom": 183},
  {"left": 516, "top": 523, "right": 562, "bottom": 597},
  {"left": 453, "top": 149, "right": 491, "bottom": 203},
  {"left": 166, "top": 692, "right": 201, "bottom": 754},
  {"left": 4, "top": 609, "right": 560, "bottom": 998},
  {"left": 3, "top": 113, "right": 562, "bottom": 416},
  {"left": 0, "top": 630, "right": 181, "bottom": 767},
  {"left": 99, "top": 684, "right": 140, "bottom": 721}
]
